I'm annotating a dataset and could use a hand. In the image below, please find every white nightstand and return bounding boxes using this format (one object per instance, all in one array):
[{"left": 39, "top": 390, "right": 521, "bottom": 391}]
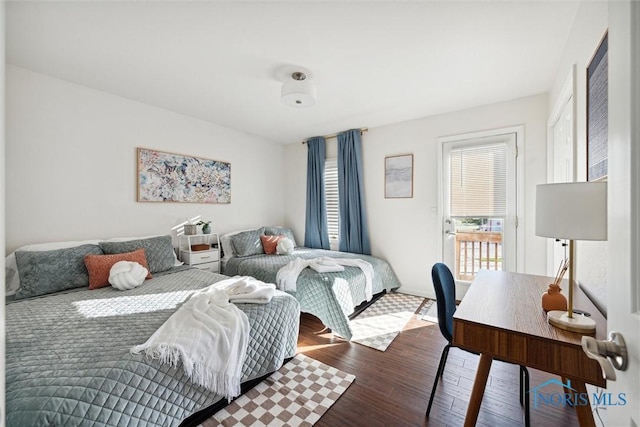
[{"left": 179, "top": 233, "right": 220, "bottom": 273}]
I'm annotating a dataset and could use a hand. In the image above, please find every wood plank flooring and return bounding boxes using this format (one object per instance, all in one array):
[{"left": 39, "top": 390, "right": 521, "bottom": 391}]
[{"left": 297, "top": 308, "right": 585, "bottom": 427}]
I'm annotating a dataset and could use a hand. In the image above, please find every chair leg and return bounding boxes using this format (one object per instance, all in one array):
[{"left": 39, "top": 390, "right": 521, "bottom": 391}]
[
  {"left": 520, "top": 366, "right": 530, "bottom": 427},
  {"left": 426, "top": 344, "right": 451, "bottom": 418}
]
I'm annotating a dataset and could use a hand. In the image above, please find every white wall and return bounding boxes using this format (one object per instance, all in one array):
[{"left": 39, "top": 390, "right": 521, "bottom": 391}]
[
  {"left": 6, "top": 66, "right": 287, "bottom": 253},
  {"left": 285, "top": 94, "right": 549, "bottom": 298},
  {"left": 548, "top": 1, "right": 609, "bottom": 312}
]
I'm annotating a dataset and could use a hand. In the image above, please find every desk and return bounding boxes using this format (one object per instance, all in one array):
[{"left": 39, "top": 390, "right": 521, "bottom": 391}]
[{"left": 453, "top": 270, "right": 606, "bottom": 427}]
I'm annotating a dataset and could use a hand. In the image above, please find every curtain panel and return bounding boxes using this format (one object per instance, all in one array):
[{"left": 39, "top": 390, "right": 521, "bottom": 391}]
[
  {"left": 337, "top": 130, "right": 371, "bottom": 255},
  {"left": 304, "top": 137, "right": 330, "bottom": 249}
]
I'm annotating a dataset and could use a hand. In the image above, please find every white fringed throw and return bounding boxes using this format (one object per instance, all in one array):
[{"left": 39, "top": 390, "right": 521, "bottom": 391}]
[{"left": 131, "top": 286, "right": 250, "bottom": 401}]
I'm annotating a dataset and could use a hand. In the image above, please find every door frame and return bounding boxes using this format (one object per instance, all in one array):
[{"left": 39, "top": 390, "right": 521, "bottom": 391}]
[{"left": 437, "top": 126, "right": 525, "bottom": 286}]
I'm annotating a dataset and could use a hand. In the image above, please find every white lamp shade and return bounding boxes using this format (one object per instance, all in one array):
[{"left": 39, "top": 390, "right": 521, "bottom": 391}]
[
  {"left": 281, "top": 78, "right": 316, "bottom": 107},
  {"left": 535, "top": 182, "right": 607, "bottom": 241}
]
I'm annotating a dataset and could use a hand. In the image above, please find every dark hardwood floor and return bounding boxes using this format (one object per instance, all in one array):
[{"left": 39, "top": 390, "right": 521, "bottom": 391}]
[{"left": 297, "top": 307, "right": 585, "bottom": 427}]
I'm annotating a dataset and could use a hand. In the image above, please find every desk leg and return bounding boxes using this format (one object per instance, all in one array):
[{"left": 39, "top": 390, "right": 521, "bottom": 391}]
[
  {"left": 463, "top": 353, "right": 493, "bottom": 427},
  {"left": 573, "top": 380, "right": 596, "bottom": 427}
]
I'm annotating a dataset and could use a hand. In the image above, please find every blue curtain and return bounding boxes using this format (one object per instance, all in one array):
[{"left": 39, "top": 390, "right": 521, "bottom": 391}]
[
  {"left": 304, "top": 137, "right": 330, "bottom": 249},
  {"left": 337, "top": 129, "right": 371, "bottom": 255}
]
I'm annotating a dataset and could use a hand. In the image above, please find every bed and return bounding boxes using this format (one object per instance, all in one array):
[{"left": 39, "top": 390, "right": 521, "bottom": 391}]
[
  {"left": 5, "top": 236, "right": 300, "bottom": 427},
  {"left": 221, "top": 227, "right": 402, "bottom": 340}
]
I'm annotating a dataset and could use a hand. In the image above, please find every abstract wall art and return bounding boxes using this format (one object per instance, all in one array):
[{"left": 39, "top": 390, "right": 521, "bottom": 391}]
[{"left": 137, "top": 148, "right": 231, "bottom": 203}]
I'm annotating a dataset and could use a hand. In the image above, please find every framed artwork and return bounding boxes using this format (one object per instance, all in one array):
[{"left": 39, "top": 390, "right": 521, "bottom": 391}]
[
  {"left": 385, "top": 154, "right": 413, "bottom": 198},
  {"left": 137, "top": 148, "right": 231, "bottom": 203},
  {"left": 587, "top": 32, "right": 608, "bottom": 182}
]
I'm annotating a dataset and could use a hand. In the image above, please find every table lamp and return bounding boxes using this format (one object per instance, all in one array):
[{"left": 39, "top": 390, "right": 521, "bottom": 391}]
[{"left": 535, "top": 182, "right": 607, "bottom": 333}]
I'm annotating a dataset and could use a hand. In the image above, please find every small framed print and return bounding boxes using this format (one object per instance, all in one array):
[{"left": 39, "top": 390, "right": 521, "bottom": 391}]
[{"left": 385, "top": 154, "right": 413, "bottom": 198}]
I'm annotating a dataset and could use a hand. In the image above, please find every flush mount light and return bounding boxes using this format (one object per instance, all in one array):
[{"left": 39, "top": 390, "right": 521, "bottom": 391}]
[{"left": 281, "top": 71, "right": 316, "bottom": 107}]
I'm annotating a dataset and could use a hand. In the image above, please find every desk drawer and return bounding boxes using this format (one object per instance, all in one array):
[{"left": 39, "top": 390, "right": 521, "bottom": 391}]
[{"left": 192, "top": 261, "right": 219, "bottom": 273}]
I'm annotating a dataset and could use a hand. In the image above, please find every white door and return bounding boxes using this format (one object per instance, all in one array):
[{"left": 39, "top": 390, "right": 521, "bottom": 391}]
[
  {"left": 605, "top": 2, "right": 639, "bottom": 424},
  {"left": 441, "top": 130, "right": 518, "bottom": 288}
]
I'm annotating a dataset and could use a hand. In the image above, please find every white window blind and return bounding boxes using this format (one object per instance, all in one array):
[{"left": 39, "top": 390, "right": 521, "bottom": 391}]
[
  {"left": 324, "top": 158, "right": 339, "bottom": 241},
  {"left": 450, "top": 143, "right": 507, "bottom": 217}
]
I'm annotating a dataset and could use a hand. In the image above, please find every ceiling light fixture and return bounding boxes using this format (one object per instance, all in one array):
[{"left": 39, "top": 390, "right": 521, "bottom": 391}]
[{"left": 281, "top": 71, "right": 316, "bottom": 107}]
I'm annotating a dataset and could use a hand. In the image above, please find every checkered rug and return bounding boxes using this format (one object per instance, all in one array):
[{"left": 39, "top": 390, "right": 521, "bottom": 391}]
[
  {"left": 206, "top": 354, "right": 355, "bottom": 427},
  {"left": 349, "top": 292, "right": 426, "bottom": 351},
  {"left": 417, "top": 298, "right": 438, "bottom": 323}
]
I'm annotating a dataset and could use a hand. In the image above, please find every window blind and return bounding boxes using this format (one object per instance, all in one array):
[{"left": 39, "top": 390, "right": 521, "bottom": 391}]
[
  {"left": 450, "top": 143, "right": 507, "bottom": 217},
  {"left": 324, "top": 158, "right": 339, "bottom": 240}
]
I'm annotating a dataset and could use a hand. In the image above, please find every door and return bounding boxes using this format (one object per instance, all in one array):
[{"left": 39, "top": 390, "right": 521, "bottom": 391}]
[
  {"left": 605, "top": 2, "right": 639, "bottom": 424},
  {"left": 548, "top": 67, "right": 576, "bottom": 276},
  {"left": 441, "top": 131, "right": 518, "bottom": 286}
]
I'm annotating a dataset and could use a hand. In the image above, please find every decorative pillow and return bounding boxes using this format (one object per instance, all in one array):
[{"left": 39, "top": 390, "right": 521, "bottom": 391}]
[
  {"left": 99, "top": 235, "right": 175, "bottom": 274},
  {"left": 264, "top": 226, "right": 297, "bottom": 247},
  {"left": 220, "top": 229, "right": 258, "bottom": 260},
  {"left": 84, "top": 248, "right": 152, "bottom": 290},
  {"left": 276, "top": 237, "right": 295, "bottom": 255},
  {"left": 260, "top": 235, "right": 284, "bottom": 255},
  {"left": 6, "top": 239, "right": 102, "bottom": 297},
  {"left": 14, "top": 244, "right": 104, "bottom": 300},
  {"left": 109, "top": 261, "right": 149, "bottom": 290},
  {"left": 105, "top": 235, "right": 183, "bottom": 267},
  {"left": 231, "top": 228, "right": 265, "bottom": 258}
]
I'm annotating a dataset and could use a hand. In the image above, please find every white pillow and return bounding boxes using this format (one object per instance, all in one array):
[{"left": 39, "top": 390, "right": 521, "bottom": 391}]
[
  {"left": 5, "top": 239, "right": 102, "bottom": 296},
  {"left": 276, "top": 238, "right": 295, "bottom": 255}
]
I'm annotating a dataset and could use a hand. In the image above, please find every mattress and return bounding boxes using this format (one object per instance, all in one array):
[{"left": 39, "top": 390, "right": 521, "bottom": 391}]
[
  {"left": 224, "top": 248, "right": 401, "bottom": 339},
  {"left": 6, "top": 268, "right": 300, "bottom": 427}
]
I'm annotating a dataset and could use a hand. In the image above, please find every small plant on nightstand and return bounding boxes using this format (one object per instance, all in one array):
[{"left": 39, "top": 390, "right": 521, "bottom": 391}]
[{"left": 197, "top": 220, "right": 212, "bottom": 234}]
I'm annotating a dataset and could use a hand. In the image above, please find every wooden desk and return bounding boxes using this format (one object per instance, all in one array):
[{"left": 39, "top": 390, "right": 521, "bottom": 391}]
[{"left": 453, "top": 270, "right": 606, "bottom": 427}]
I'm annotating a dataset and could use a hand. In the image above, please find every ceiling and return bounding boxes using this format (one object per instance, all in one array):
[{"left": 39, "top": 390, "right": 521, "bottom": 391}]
[{"left": 6, "top": 1, "right": 580, "bottom": 144}]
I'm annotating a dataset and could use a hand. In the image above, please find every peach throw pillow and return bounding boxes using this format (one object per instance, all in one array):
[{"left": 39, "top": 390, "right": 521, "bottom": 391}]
[
  {"left": 84, "top": 248, "right": 152, "bottom": 289},
  {"left": 260, "top": 235, "right": 283, "bottom": 255}
]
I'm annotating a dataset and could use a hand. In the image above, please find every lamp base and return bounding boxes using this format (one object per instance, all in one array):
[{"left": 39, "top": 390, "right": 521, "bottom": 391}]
[{"left": 547, "top": 310, "right": 596, "bottom": 334}]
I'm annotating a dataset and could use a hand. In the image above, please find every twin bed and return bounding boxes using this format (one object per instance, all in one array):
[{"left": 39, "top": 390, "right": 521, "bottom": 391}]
[{"left": 6, "top": 228, "right": 401, "bottom": 426}]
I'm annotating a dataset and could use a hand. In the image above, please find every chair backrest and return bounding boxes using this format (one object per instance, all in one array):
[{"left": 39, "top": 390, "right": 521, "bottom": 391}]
[{"left": 431, "top": 263, "right": 457, "bottom": 342}]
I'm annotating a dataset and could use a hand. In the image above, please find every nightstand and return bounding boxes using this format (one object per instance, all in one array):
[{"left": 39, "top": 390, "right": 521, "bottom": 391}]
[{"left": 179, "top": 233, "right": 220, "bottom": 273}]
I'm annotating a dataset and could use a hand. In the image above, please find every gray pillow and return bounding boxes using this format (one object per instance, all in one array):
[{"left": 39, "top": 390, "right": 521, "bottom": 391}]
[
  {"left": 231, "top": 228, "right": 265, "bottom": 257},
  {"left": 14, "top": 244, "right": 104, "bottom": 300},
  {"left": 263, "top": 226, "right": 297, "bottom": 247},
  {"left": 99, "top": 235, "right": 175, "bottom": 274}
]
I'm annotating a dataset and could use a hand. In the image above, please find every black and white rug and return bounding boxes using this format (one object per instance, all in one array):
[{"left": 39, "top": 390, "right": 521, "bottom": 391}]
[
  {"left": 349, "top": 292, "right": 426, "bottom": 351},
  {"left": 206, "top": 354, "right": 355, "bottom": 427}
]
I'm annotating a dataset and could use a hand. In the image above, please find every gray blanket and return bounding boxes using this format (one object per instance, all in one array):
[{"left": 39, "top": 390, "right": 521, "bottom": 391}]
[
  {"left": 6, "top": 268, "right": 300, "bottom": 427},
  {"left": 224, "top": 248, "right": 401, "bottom": 339}
]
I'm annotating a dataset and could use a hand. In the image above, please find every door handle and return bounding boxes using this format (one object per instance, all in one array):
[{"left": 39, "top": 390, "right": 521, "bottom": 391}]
[
  {"left": 581, "top": 331, "right": 628, "bottom": 381},
  {"left": 445, "top": 230, "right": 457, "bottom": 236}
]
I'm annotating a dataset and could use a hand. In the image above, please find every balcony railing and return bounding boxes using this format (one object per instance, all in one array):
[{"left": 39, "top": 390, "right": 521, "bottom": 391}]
[{"left": 455, "top": 231, "right": 503, "bottom": 281}]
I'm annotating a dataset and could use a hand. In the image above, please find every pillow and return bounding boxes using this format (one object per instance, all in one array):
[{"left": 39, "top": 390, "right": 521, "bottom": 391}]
[
  {"left": 264, "top": 226, "right": 297, "bottom": 247},
  {"left": 231, "top": 228, "right": 265, "bottom": 258},
  {"left": 276, "top": 237, "right": 295, "bottom": 255},
  {"left": 99, "top": 235, "right": 175, "bottom": 274},
  {"left": 260, "top": 235, "right": 284, "bottom": 255},
  {"left": 14, "top": 244, "right": 104, "bottom": 300},
  {"left": 105, "top": 235, "right": 183, "bottom": 267},
  {"left": 84, "top": 248, "right": 152, "bottom": 289},
  {"left": 6, "top": 239, "right": 102, "bottom": 296},
  {"left": 220, "top": 228, "right": 259, "bottom": 259},
  {"left": 109, "top": 261, "right": 149, "bottom": 290}
]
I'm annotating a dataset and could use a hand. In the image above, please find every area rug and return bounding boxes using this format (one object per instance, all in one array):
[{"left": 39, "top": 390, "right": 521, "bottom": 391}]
[
  {"left": 349, "top": 292, "right": 425, "bottom": 351},
  {"left": 206, "top": 354, "right": 355, "bottom": 427},
  {"left": 417, "top": 298, "right": 438, "bottom": 323}
]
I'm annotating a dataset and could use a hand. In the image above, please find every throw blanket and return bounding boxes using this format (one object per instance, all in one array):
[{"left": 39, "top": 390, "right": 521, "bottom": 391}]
[
  {"left": 131, "top": 286, "right": 250, "bottom": 401},
  {"left": 276, "top": 257, "right": 374, "bottom": 300},
  {"left": 213, "top": 276, "right": 277, "bottom": 304}
]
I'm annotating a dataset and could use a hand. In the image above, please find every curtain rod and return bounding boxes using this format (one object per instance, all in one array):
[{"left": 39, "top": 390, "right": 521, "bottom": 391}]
[{"left": 301, "top": 128, "right": 368, "bottom": 144}]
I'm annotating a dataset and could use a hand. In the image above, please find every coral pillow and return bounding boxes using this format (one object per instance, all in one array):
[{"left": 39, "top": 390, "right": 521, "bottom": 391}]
[
  {"left": 260, "top": 235, "right": 284, "bottom": 255},
  {"left": 84, "top": 248, "right": 152, "bottom": 289}
]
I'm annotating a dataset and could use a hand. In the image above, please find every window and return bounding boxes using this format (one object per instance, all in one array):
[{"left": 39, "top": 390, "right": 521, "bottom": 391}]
[{"left": 324, "top": 158, "right": 339, "bottom": 248}]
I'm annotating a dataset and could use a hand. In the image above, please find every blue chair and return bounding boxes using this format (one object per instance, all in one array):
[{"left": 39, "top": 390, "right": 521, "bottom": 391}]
[{"left": 425, "top": 263, "right": 530, "bottom": 426}]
